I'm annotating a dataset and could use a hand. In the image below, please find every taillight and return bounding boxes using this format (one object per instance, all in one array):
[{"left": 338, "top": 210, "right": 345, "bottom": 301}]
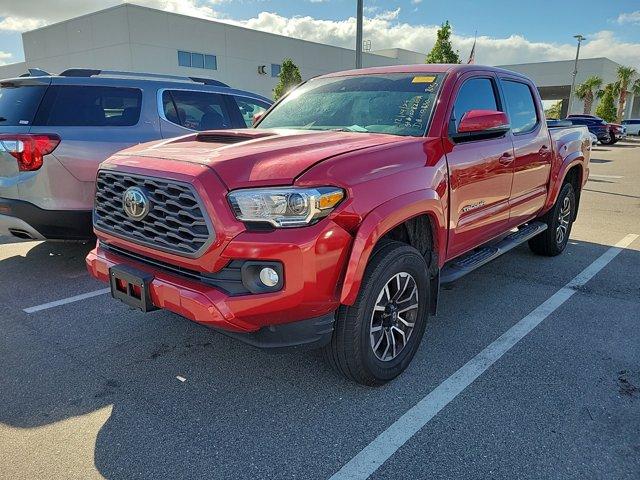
[{"left": 0, "top": 134, "right": 60, "bottom": 171}]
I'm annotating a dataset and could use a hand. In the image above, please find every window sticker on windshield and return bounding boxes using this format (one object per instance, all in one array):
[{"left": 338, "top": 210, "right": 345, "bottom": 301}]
[
  {"left": 394, "top": 95, "right": 427, "bottom": 129},
  {"left": 412, "top": 76, "right": 436, "bottom": 84}
]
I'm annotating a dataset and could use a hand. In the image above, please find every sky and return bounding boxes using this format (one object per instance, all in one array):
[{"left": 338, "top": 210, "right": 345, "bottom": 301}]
[{"left": 0, "top": 0, "right": 639, "bottom": 69}]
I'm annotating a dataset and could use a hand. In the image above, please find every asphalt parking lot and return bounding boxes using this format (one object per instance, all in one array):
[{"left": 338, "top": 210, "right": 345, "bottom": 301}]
[{"left": 1, "top": 138, "right": 639, "bottom": 480}]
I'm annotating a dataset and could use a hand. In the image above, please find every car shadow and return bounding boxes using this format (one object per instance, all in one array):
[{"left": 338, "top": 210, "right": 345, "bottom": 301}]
[
  {"left": 0, "top": 238, "right": 639, "bottom": 479},
  {"left": 0, "top": 239, "right": 98, "bottom": 310}
]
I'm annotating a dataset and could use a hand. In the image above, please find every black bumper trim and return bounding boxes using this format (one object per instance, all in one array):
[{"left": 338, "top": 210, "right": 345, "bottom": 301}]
[
  {"left": 216, "top": 313, "right": 336, "bottom": 351},
  {"left": 0, "top": 197, "right": 93, "bottom": 240}
]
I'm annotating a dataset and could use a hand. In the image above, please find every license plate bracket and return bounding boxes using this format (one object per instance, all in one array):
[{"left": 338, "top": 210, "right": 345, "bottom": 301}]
[{"left": 109, "top": 265, "right": 157, "bottom": 312}]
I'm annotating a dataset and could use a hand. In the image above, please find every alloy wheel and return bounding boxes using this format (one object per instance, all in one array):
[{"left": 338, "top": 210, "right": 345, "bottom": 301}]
[
  {"left": 369, "top": 272, "right": 419, "bottom": 362},
  {"left": 556, "top": 195, "right": 572, "bottom": 245}
]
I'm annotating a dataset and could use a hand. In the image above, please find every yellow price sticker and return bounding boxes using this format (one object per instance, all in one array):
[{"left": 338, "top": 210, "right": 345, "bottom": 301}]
[{"left": 412, "top": 76, "right": 436, "bottom": 83}]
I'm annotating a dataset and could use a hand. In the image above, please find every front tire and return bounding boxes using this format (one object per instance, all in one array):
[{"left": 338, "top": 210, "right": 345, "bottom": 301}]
[
  {"left": 528, "top": 182, "right": 576, "bottom": 256},
  {"left": 323, "top": 242, "right": 430, "bottom": 386}
]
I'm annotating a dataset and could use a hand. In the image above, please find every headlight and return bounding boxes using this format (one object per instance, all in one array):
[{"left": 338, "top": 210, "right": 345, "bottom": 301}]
[{"left": 228, "top": 186, "right": 345, "bottom": 227}]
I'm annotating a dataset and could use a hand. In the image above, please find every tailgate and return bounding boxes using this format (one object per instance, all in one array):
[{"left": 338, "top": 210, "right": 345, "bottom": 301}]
[
  {"left": 0, "top": 79, "right": 49, "bottom": 197},
  {"left": 0, "top": 126, "right": 31, "bottom": 198}
]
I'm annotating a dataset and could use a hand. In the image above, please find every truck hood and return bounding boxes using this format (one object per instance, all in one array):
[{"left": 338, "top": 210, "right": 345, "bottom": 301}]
[{"left": 112, "top": 129, "right": 407, "bottom": 189}]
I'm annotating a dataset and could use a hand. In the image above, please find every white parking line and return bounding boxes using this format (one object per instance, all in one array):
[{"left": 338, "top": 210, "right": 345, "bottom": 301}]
[
  {"left": 589, "top": 174, "right": 623, "bottom": 179},
  {"left": 329, "top": 233, "right": 639, "bottom": 480},
  {"left": 23, "top": 288, "right": 110, "bottom": 314}
]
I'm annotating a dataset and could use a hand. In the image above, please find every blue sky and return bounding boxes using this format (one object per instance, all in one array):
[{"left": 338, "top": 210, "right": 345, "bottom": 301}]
[
  {"left": 0, "top": 0, "right": 639, "bottom": 68},
  {"left": 221, "top": 0, "right": 640, "bottom": 43}
]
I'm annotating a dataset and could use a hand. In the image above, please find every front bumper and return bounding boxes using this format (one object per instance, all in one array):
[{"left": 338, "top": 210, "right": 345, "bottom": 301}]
[
  {"left": 0, "top": 197, "right": 93, "bottom": 240},
  {"left": 86, "top": 219, "right": 353, "bottom": 343}
]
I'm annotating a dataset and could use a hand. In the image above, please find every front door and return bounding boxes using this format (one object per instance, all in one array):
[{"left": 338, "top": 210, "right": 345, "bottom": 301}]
[{"left": 444, "top": 74, "right": 515, "bottom": 260}]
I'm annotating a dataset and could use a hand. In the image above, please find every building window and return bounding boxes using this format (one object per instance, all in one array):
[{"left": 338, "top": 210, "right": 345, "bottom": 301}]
[
  {"left": 204, "top": 54, "right": 217, "bottom": 70},
  {"left": 178, "top": 50, "right": 191, "bottom": 67},
  {"left": 191, "top": 53, "right": 204, "bottom": 69},
  {"left": 177, "top": 50, "right": 217, "bottom": 70},
  {"left": 271, "top": 64, "right": 281, "bottom": 78}
]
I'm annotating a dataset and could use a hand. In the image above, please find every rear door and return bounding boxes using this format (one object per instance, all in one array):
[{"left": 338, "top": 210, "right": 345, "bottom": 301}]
[
  {"left": 498, "top": 76, "right": 551, "bottom": 227},
  {"left": 0, "top": 78, "right": 49, "bottom": 198},
  {"left": 444, "top": 73, "right": 514, "bottom": 259},
  {"left": 29, "top": 83, "right": 156, "bottom": 182}
]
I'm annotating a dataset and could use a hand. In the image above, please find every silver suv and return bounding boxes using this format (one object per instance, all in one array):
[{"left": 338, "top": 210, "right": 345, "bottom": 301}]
[{"left": 0, "top": 69, "right": 271, "bottom": 240}]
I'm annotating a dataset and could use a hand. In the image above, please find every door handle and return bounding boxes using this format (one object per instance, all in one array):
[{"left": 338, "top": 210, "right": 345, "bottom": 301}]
[
  {"left": 498, "top": 152, "right": 514, "bottom": 165},
  {"left": 538, "top": 145, "right": 550, "bottom": 155}
]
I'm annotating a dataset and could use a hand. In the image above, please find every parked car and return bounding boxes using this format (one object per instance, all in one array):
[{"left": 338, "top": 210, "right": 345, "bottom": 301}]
[
  {"left": 609, "top": 123, "right": 627, "bottom": 141},
  {"left": 0, "top": 69, "right": 271, "bottom": 241},
  {"left": 621, "top": 119, "right": 640, "bottom": 135},
  {"left": 549, "top": 119, "right": 598, "bottom": 146},
  {"left": 565, "top": 114, "right": 622, "bottom": 145},
  {"left": 86, "top": 64, "right": 590, "bottom": 385}
]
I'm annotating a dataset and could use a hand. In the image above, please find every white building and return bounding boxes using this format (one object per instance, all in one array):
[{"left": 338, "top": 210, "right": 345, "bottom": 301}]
[
  {"left": 499, "top": 57, "right": 638, "bottom": 119},
  {"left": 0, "top": 4, "right": 424, "bottom": 98},
  {"left": 0, "top": 3, "right": 636, "bottom": 118}
]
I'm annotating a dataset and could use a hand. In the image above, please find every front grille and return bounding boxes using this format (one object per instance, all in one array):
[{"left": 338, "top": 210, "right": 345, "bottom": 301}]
[{"left": 94, "top": 171, "right": 214, "bottom": 257}]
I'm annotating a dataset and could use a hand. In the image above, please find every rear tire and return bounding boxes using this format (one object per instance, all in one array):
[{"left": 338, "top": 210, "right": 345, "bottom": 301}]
[
  {"left": 528, "top": 182, "right": 576, "bottom": 257},
  {"left": 323, "top": 242, "right": 430, "bottom": 386},
  {"left": 601, "top": 132, "right": 615, "bottom": 145}
]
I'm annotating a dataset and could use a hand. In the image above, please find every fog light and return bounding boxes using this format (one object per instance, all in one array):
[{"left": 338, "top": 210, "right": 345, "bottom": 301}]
[{"left": 259, "top": 267, "right": 279, "bottom": 287}]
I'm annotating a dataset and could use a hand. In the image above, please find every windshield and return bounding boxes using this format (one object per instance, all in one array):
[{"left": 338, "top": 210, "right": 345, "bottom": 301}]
[
  {"left": 257, "top": 73, "right": 444, "bottom": 137},
  {"left": 0, "top": 84, "right": 48, "bottom": 126}
]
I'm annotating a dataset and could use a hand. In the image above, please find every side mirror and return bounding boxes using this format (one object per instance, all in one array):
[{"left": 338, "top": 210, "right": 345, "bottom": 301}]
[
  {"left": 252, "top": 111, "right": 265, "bottom": 126},
  {"left": 452, "top": 109, "right": 510, "bottom": 142}
]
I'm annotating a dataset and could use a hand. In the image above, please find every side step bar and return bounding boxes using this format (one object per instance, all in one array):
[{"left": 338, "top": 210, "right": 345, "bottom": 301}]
[{"left": 440, "top": 221, "right": 547, "bottom": 285}]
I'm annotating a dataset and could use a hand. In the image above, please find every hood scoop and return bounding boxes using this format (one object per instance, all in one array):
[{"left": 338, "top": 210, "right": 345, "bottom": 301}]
[{"left": 195, "top": 130, "right": 277, "bottom": 145}]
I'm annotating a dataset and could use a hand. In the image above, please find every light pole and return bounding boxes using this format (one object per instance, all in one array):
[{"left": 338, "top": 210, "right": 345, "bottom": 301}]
[
  {"left": 356, "top": 0, "right": 363, "bottom": 68},
  {"left": 567, "top": 34, "right": 585, "bottom": 115}
]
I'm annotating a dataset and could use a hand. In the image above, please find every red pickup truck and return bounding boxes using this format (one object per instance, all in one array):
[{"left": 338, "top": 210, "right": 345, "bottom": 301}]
[{"left": 87, "top": 65, "right": 590, "bottom": 385}]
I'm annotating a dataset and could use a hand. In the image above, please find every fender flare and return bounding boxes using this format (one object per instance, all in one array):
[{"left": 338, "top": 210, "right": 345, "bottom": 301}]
[
  {"left": 543, "top": 153, "right": 586, "bottom": 214},
  {"left": 339, "top": 189, "right": 446, "bottom": 305}
]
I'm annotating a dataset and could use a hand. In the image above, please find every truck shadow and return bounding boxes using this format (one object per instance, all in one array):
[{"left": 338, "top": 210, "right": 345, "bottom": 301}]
[{"left": 0, "top": 238, "right": 638, "bottom": 479}]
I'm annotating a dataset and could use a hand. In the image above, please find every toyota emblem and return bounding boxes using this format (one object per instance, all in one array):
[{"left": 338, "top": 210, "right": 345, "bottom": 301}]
[{"left": 122, "top": 187, "right": 150, "bottom": 221}]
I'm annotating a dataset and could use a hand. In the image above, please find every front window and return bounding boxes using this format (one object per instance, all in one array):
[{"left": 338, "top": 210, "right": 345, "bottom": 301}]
[{"left": 257, "top": 73, "right": 444, "bottom": 137}]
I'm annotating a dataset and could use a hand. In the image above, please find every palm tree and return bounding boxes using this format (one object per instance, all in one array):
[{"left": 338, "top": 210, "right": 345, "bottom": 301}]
[
  {"left": 574, "top": 75, "right": 603, "bottom": 114},
  {"left": 614, "top": 66, "right": 637, "bottom": 123}
]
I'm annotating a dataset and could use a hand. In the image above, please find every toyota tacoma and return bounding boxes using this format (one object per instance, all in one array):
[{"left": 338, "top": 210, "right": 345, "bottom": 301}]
[{"left": 86, "top": 65, "right": 590, "bottom": 385}]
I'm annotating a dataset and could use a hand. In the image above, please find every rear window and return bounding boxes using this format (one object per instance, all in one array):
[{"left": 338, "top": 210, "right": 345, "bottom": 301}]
[
  {"left": 34, "top": 85, "right": 142, "bottom": 127},
  {"left": 0, "top": 84, "right": 47, "bottom": 126},
  {"left": 501, "top": 80, "right": 538, "bottom": 134}
]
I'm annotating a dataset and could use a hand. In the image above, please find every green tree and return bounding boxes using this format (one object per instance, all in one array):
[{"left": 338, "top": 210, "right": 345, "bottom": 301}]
[
  {"left": 425, "top": 21, "right": 461, "bottom": 64},
  {"left": 595, "top": 83, "right": 617, "bottom": 123},
  {"left": 544, "top": 100, "right": 563, "bottom": 119},
  {"left": 273, "top": 58, "right": 302, "bottom": 101},
  {"left": 574, "top": 75, "right": 603, "bottom": 114},
  {"left": 613, "top": 66, "right": 637, "bottom": 123}
]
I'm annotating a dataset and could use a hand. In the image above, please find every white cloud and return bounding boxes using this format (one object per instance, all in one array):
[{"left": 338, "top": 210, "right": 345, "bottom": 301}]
[
  {"left": 241, "top": 10, "right": 640, "bottom": 69},
  {"left": 0, "top": 0, "right": 223, "bottom": 33},
  {"left": 617, "top": 11, "right": 640, "bottom": 25},
  {"left": 0, "top": 51, "right": 13, "bottom": 66},
  {"left": 0, "top": 16, "right": 47, "bottom": 32},
  {"left": 0, "top": 1, "right": 638, "bottom": 70}
]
